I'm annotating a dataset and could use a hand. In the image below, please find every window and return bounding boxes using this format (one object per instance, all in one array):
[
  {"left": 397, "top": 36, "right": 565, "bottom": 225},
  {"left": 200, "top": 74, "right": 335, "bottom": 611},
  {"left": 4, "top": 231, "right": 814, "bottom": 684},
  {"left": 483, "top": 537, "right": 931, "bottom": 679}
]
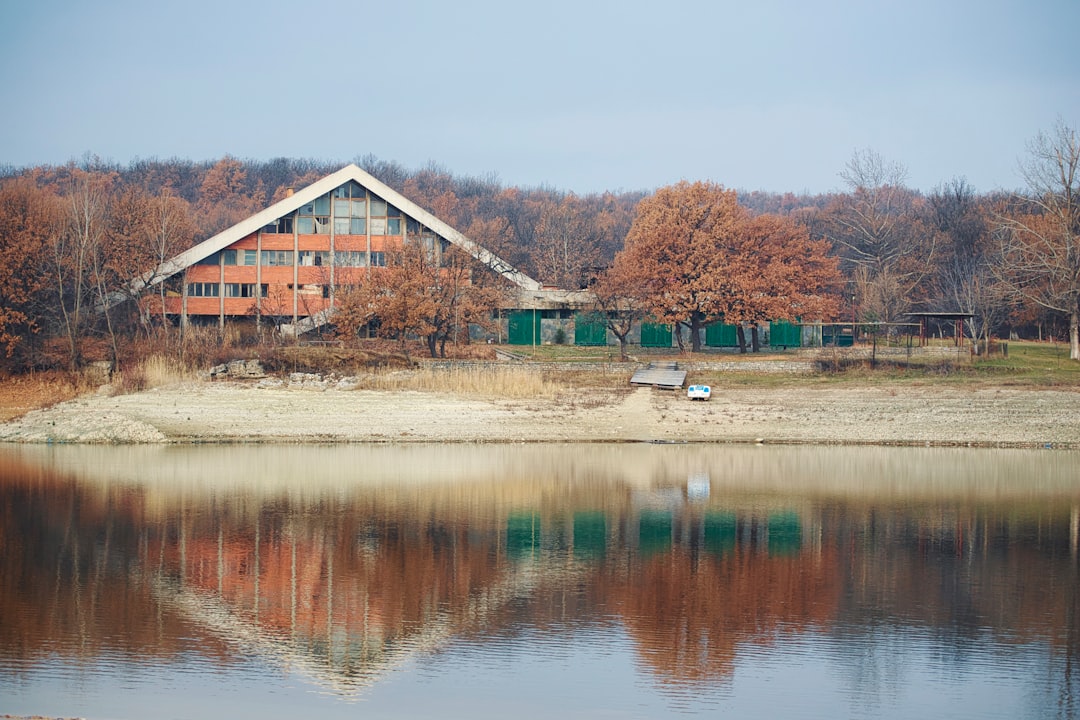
[
  {"left": 222, "top": 250, "right": 237, "bottom": 266},
  {"left": 298, "top": 198, "right": 330, "bottom": 234},
  {"left": 263, "top": 216, "right": 293, "bottom": 234},
  {"left": 350, "top": 217, "right": 366, "bottom": 234},
  {"left": 298, "top": 251, "right": 331, "bottom": 267},
  {"left": 334, "top": 251, "right": 366, "bottom": 267},
  {"left": 366, "top": 198, "right": 401, "bottom": 236},
  {"left": 242, "top": 249, "right": 258, "bottom": 266},
  {"left": 188, "top": 282, "right": 219, "bottom": 297},
  {"left": 224, "top": 283, "right": 265, "bottom": 298},
  {"left": 261, "top": 250, "right": 294, "bottom": 266},
  {"left": 370, "top": 251, "right": 385, "bottom": 267},
  {"left": 195, "top": 253, "right": 219, "bottom": 266}
]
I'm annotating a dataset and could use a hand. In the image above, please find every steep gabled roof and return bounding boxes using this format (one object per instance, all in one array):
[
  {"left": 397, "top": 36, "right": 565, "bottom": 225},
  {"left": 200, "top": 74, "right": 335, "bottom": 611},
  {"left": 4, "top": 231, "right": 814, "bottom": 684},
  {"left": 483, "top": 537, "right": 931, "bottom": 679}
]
[{"left": 134, "top": 163, "right": 541, "bottom": 292}]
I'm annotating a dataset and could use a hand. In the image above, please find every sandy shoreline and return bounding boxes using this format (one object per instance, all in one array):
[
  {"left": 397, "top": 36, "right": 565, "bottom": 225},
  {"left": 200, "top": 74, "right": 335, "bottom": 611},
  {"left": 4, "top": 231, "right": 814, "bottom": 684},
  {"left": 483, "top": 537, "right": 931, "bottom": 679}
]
[{"left": 1, "top": 378, "right": 1077, "bottom": 448}]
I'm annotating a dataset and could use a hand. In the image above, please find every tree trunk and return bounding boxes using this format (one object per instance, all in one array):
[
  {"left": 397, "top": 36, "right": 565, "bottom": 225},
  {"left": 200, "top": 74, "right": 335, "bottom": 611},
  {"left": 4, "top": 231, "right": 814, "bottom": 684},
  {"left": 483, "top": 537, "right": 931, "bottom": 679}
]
[
  {"left": 751, "top": 325, "right": 760, "bottom": 352},
  {"left": 736, "top": 325, "right": 747, "bottom": 354},
  {"left": 426, "top": 333, "right": 437, "bottom": 358},
  {"left": 1070, "top": 305, "right": 1080, "bottom": 361},
  {"left": 609, "top": 322, "right": 631, "bottom": 361},
  {"left": 690, "top": 316, "right": 702, "bottom": 352}
]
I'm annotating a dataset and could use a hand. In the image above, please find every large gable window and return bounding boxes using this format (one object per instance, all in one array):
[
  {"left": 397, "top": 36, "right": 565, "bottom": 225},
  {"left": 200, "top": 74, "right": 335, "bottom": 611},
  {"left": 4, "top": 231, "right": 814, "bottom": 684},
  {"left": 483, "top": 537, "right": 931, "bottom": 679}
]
[
  {"left": 367, "top": 198, "right": 402, "bottom": 236},
  {"left": 300, "top": 183, "right": 374, "bottom": 235},
  {"left": 298, "top": 197, "right": 331, "bottom": 234}
]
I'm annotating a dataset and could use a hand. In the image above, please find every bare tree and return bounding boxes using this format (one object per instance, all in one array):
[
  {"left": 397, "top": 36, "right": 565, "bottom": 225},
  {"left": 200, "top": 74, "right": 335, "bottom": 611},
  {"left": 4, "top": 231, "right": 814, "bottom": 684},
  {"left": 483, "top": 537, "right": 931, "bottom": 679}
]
[
  {"left": 53, "top": 169, "right": 112, "bottom": 371},
  {"left": 928, "top": 179, "right": 1011, "bottom": 351},
  {"left": 530, "top": 194, "right": 603, "bottom": 290},
  {"left": 997, "top": 120, "right": 1080, "bottom": 360},
  {"left": 826, "top": 149, "right": 932, "bottom": 323}
]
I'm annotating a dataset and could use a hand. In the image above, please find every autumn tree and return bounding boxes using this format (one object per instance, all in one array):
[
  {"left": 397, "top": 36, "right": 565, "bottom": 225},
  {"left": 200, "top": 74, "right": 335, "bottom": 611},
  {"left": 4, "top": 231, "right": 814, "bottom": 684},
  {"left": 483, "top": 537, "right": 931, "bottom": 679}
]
[
  {"left": 0, "top": 176, "right": 61, "bottom": 364},
  {"left": 726, "top": 214, "right": 841, "bottom": 351},
  {"left": 196, "top": 156, "right": 260, "bottom": 238},
  {"left": 590, "top": 258, "right": 650, "bottom": 360},
  {"left": 996, "top": 120, "right": 1080, "bottom": 360},
  {"left": 618, "top": 182, "right": 743, "bottom": 352},
  {"left": 101, "top": 188, "right": 195, "bottom": 342},
  {"left": 333, "top": 241, "right": 500, "bottom": 361},
  {"left": 619, "top": 182, "right": 841, "bottom": 353},
  {"left": 424, "top": 245, "right": 502, "bottom": 357}
]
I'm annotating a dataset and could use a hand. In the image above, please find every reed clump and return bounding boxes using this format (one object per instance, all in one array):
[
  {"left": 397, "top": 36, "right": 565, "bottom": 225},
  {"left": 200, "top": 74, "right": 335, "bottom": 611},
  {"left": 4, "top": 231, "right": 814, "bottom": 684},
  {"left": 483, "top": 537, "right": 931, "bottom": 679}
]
[{"left": 113, "top": 354, "right": 194, "bottom": 394}]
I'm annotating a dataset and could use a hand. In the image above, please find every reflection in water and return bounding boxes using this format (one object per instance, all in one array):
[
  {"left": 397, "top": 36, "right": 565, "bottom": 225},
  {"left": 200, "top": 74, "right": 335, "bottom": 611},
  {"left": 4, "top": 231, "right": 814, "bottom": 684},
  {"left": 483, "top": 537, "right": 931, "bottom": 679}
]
[{"left": 1, "top": 444, "right": 1077, "bottom": 719}]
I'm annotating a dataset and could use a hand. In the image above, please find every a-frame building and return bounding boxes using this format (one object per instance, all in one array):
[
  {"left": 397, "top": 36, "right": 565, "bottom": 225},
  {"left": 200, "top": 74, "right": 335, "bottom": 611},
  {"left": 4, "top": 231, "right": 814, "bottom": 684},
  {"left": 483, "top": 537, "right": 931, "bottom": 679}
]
[{"left": 139, "top": 164, "right": 547, "bottom": 332}]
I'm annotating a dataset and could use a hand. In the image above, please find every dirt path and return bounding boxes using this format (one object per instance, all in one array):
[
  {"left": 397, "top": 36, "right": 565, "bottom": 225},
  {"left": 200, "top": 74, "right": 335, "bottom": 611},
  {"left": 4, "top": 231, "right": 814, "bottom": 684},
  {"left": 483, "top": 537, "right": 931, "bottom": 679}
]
[{"left": 0, "top": 380, "right": 1077, "bottom": 447}]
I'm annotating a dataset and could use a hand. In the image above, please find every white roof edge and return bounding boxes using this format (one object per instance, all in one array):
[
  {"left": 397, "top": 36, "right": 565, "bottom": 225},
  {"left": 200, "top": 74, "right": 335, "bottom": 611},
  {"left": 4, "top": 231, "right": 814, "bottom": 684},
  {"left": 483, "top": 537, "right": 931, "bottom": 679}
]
[{"left": 134, "top": 164, "right": 541, "bottom": 294}]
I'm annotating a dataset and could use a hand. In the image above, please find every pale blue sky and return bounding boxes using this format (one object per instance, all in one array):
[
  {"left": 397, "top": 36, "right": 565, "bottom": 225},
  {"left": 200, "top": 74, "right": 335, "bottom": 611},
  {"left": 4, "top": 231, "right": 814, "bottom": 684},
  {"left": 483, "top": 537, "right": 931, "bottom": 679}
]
[{"left": 1, "top": 0, "right": 1077, "bottom": 194}]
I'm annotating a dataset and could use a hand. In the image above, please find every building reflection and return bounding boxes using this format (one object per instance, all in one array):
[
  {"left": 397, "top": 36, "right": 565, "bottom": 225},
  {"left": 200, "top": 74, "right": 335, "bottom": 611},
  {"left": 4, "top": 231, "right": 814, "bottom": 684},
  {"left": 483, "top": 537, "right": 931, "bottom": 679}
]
[{"left": 1, "top": 445, "right": 1077, "bottom": 697}]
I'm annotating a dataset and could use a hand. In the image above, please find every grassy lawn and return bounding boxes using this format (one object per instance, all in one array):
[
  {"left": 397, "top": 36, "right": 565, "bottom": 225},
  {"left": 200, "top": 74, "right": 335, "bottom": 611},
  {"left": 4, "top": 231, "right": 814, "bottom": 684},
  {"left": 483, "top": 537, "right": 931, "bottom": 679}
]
[{"left": 507, "top": 340, "right": 1080, "bottom": 390}]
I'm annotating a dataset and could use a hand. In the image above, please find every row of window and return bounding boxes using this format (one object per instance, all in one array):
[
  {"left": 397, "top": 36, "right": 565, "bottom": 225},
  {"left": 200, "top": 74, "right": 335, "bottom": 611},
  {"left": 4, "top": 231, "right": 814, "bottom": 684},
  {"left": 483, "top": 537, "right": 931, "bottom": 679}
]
[
  {"left": 198, "top": 250, "right": 387, "bottom": 267},
  {"left": 187, "top": 283, "right": 340, "bottom": 299},
  {"left": 188, "top": 283, "right": 269, "bottom": 298},
  {"left": 264, "top": 215, "right": 405, "bottom": 236}
]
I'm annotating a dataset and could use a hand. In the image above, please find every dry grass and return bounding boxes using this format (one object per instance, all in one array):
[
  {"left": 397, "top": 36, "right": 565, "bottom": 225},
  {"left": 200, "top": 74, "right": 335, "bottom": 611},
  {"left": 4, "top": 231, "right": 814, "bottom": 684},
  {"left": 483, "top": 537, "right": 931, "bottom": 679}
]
[
  {"left": 353, "top": 365, "right": 586, "bottom": 400},
  {"left": 112, "top": 355, "right": 195, "bottom": 394},
  {"left": 0, "top": 372, "right": 82, "bottom": 421},
  {"left": 349, "top": 367, "right": 635, "bottom": 399}
]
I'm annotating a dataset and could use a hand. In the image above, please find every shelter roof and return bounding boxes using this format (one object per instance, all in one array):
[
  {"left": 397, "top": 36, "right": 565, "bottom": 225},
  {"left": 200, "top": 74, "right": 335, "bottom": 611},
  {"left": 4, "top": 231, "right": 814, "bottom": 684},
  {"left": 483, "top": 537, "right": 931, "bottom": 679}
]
[{"left": 906, "top": 311, "right": 976, "bottom": 320}]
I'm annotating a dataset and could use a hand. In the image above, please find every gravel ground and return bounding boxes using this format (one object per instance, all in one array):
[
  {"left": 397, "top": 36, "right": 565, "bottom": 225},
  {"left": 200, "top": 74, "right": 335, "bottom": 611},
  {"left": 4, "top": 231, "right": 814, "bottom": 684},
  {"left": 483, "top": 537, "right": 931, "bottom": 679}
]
[{"left": 0, "top": 378, "right": 1077, "bottom": 447}]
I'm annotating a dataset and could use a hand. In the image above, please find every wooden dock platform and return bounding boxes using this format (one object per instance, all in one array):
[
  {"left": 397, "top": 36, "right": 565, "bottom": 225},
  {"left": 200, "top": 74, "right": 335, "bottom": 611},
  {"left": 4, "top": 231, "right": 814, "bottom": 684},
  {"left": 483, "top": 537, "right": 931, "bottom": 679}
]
[{"left": 630, "top": 362, "right": 687, "bottom": 390}]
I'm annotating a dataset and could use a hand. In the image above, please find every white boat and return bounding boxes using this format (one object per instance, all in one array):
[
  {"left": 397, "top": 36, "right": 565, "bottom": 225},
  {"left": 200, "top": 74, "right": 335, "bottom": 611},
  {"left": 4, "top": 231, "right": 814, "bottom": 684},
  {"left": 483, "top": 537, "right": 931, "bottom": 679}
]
[{"left": 687, "top": 384, "right": 711, "bottom": 401}]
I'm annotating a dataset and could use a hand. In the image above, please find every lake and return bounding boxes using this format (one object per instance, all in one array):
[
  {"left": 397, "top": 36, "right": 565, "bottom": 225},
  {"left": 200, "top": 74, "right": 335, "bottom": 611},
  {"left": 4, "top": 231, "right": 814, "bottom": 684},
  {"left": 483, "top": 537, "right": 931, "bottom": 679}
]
[{"left": 1, "top": 443, "right": 1077, "bottom": 719}]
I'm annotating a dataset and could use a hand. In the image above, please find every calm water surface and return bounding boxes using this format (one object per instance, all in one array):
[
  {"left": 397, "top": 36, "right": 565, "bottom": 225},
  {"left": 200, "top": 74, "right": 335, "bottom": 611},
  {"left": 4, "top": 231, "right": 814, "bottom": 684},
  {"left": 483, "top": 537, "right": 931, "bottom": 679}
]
[{"left": 0, "top": 443, "right": 1077, "bottom": 719}]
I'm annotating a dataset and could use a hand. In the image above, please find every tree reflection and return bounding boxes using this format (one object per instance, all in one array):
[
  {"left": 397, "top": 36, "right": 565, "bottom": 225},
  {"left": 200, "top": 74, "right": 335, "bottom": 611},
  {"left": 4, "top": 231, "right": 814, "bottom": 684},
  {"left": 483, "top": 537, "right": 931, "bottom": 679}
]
[{"left": 0, "top": 448, "right": 1076, "bottom": 705}]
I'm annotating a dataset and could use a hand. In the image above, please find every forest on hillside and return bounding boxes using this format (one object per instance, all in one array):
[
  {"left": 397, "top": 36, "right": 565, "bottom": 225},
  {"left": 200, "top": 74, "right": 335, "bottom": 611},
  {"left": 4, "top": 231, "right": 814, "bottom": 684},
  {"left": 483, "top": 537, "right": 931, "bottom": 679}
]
[{"left": 1, "top": 119, "right": 1078, "bottom": 371}]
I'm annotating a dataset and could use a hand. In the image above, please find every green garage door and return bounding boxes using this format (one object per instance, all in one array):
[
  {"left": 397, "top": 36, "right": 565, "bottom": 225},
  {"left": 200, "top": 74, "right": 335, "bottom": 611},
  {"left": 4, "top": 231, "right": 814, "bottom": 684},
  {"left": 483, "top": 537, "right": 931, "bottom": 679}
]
[
  {"left": 770, "top": 320, "right": 801, "bottom": 348},
  {"left": 574, "top": 313, "right": 608, "bottom": 346},
  {"left": 705, "top": 323, "right": 738, "bottom": 347},
  {"left": 508, "top": 311, "right": 541, "bottom": 345},
  {"left": 640, "top": 321, "right": 672, "bottom": 348}
]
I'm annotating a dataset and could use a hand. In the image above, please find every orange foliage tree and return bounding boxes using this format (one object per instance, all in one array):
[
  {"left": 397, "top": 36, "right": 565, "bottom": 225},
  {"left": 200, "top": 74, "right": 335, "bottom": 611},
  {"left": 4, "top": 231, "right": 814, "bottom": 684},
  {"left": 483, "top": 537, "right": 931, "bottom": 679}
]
[
  {"left": 103, "top": 187, "right": 196, "bottom": 342},
  {"left": 334, "top": 242, "right": 501, "bottom": 360},
  {"left": 0, "top": 176, "right": 62, "bottom": 364},
  {"left": 590, "top": 260, "right": 650, "bottom": 360},
  {"left": 618, "top": 181, "right": 840, "bottom": 352}
]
